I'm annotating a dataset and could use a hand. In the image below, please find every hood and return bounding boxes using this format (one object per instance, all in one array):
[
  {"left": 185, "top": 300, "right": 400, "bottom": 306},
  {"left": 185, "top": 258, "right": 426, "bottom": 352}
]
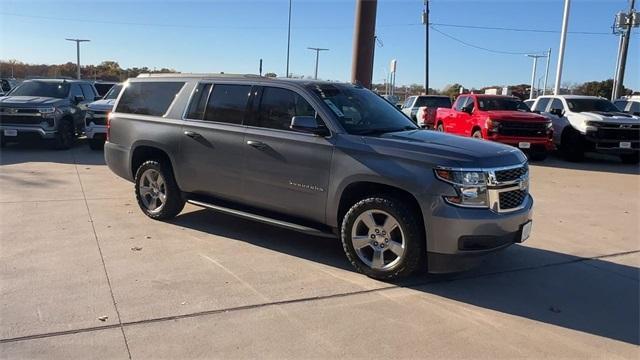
[
  {"left": 484, "top": 110, "right": 548, "bottom": 122},
  {"left": 88, "top": 99, "right": 116, "bottom": 111},
  {"left": 0, "top": 96, "right": 67, "bottom": 108},
  {"left": 579, "top": 111, "right": 640, "bottom": 124},
  {"left": 363, "top": 130, "right": 526, "bottom": 168}
]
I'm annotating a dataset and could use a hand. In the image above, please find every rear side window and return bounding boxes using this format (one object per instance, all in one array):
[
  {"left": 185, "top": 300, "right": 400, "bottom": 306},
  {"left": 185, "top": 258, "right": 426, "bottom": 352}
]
[
  {"left": 204, "top": 84, "right": 251, "bottom": 124},
  {"left": 255, "top": 87, "right": 316, "bottom": 131},
  {"left": 533, "top": 98, "right": 550, "bottom": 112},
  {"left": 186, "top": 83, "right": 213, "bottom": 120},
  {"left": 116, "top": 82, "right": 185, "bottom": 116}
]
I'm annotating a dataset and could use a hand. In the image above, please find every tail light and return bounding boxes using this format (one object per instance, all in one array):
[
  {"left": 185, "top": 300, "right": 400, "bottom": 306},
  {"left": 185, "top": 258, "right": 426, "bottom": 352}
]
[{"left": 106, "top": 112, "right": 112, "bottom": 142}]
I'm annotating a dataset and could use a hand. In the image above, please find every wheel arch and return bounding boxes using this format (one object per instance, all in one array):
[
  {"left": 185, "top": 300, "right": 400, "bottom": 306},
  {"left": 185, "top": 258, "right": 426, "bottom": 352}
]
[{"left": 130, "top": 143, "right": 176, "bottom": 181}]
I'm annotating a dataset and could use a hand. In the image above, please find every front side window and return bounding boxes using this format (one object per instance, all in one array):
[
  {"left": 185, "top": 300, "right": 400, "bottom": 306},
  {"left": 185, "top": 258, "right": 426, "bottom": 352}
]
[
  {"left": 565, "top": 98, "right": 619, "bottom": 113},
  {"left": 186, "top": 83, "right": 213, "bottom": 120},
  {"left": 477, "top": 97, "right": 529, "bottom": 112},
  {"left": 453, "top": 96, "right": 468, "bottom": 111},
  {"left": 306, "top": 83, "right": 417, "bottom": 135},
  {"left": 403, "top": 97, "right": 414, "bottom": 109},
  {"left": 204, "top": 84, "right": 251, "bottom": 124},
  {"left": 1, "top": 80, "right": 10, "bottom": 92},
  {"left": 9, "top": 81, "right": 69, "bottom": 98},
  {"left": 549, "top": 99, "right": 564, "bottom": 111},
  {"left": 80, "top": 84, "right": 96, "bottom": 100},
  {"left": 116, "top": 81, "right": 185, "bottom": 116},
  {"left": 533, "top": 98, "right": 550, "bottom": 112},
  {"left": 614, "top": 100, "right": 629, "bottom": 112},
  {"left": 103, "top": 84, "right": 123, "bottom": 100},
  {"left": 256, "top": 87, "right": 316, "bottom": 131},
  {"left": 70, "top": 84, "right": 84, "bottom": 99}
]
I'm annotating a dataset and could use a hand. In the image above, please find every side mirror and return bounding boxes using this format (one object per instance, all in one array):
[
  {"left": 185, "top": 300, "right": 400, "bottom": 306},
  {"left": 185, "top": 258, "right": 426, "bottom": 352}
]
[
  {"left": 462, "top": 105, "right": 473, "bottom": 114},
  {"left": 549, "top": 108, "right": 564, "bottom": 117},
  {"left": 290, "top": 116, "right": 329, "bottom": 136},
  {"left": 74, "top": 95, "right": 85, "bottom": 104},
  {"left": 532, "top": 110, "right": 541, "bottom": 114},
  {"left": 396, "top": 104, "right": 403, "bottom": 110}
]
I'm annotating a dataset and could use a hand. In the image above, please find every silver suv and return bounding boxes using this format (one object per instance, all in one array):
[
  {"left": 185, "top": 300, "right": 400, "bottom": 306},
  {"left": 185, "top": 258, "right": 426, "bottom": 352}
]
[{"left": 105, "top": 74, "right": 533, "bottom": 280}]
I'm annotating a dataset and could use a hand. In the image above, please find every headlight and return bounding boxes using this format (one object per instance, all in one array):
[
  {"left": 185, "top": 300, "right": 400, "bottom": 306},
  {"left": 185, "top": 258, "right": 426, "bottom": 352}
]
[
  {"left": 38, "top": 107, "right": 56, "bottom": 114},
  {"left": 486, "top": 118, "right": 499, "bottom": 132},
  {"left": 434, "top": 169, "right": 488, "bottom": 207},
  {"left": 585, "top": 121, "right": 600, "bottom": 132}
]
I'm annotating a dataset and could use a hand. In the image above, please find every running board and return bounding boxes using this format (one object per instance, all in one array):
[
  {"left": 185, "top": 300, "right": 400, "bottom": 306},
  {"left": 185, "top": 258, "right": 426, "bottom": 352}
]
[{"left": 187, "top": 199, "right": 336, "bottom": 238}]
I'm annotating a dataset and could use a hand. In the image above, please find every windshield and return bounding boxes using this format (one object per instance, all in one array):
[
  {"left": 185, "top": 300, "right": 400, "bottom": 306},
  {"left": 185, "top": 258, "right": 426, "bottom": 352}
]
[
  {"left": 477, "top": 97, "right": 530, "bottom": 112},
  {"left": 103, "top": 84, "right": 123, "bottom": 100},
  {"left": 566, "top": 98, "right": 620, "bottom": 113},
  {"left": 9, "top": 81, "right": 70, "bottom": 98},
  {"left": 307, "top": 84, "right": 418, "bottom": 135},
  {"left": 414, "top": 97, "right": 452, "bottom": 109}
]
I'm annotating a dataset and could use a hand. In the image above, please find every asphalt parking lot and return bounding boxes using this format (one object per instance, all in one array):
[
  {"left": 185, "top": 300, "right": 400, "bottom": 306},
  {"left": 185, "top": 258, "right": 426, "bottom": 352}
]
[{"left": 0, "top": 141, "right": 638, "bottom": 359}]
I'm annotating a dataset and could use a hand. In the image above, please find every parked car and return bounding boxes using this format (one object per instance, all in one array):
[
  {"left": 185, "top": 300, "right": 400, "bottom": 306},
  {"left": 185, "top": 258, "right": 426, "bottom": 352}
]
[
  {"left": 435, "top": 94, "right": 553, "bottom": 160},
  {"left": 0, "top": 79, "right": 99, "bottom": 149},
  {"left": 92, "top": 81, "right": 117, "bottom": 98},
  {"left": 614, "top": 95, "right": 640, "bottom": 116},
  {"left": 0, "top": 78, "right": 18, "bottom": 96},
  {"left": 401, "top": 95, "right": 452, "bottom": 126},
  {"left": 105, "top": 74, "right": 533, "bottom": 280},
  {"left": 85, "top": 83, "right": 123, "bottom": 150},
  {"left": 414, "top": 96, "right": 453, "bottom": 129},
  {"left": 531, "top": 95, "right": 640, "bottom": 163}
]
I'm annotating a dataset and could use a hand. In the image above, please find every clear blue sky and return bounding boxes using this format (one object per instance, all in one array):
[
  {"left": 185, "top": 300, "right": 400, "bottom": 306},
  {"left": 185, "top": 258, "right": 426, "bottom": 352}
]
[{"left": 1, "top": 0, "right": 638, "bottom": 91}]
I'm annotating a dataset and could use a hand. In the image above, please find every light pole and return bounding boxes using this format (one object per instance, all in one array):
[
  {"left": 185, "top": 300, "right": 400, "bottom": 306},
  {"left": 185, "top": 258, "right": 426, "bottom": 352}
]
[
  {"left": 422, "top": 0, "right": 429, "bottom": 93},
  {"left": 65, "top": 38, "right": 90, "bottom": 79},
  {"left": 543, "top": 48, "right": 551, "bottom": 95},
  {"left": 527, "top": 54, "right": 545, "bottom": 99},
  {"left": 554, "top": 0, "right": 570, "bottom": 95},
  {"left": 285, "top": 0, "right": 292, "bottom": 78},
  {"left": 307, "top": 47, "right": 329, "bottom": 80},
  {"left": 612, "top": 0, "right": 637, "bottom": 100}
]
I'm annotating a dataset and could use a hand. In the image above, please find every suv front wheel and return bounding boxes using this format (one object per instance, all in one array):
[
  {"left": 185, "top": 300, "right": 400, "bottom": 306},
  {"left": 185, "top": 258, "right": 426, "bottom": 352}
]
[
  {"left": 341, "top": 197, "right": 425, "bottom": 280},
  {"left": 134, "top": 160, "right": 185, "bottom": 220}
]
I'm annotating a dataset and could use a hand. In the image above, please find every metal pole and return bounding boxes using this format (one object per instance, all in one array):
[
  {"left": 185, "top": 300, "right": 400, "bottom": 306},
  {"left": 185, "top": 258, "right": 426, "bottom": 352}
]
[
  {"left": 423, "top": 0, "right": 429, "bottom": 93},
  {"left": 286, "top": 0, "right": 292, "bottom": 78},
  {"left": 307, "top": 47, "right": 328, "bottom": 80},
  {"left": 351, "top": 0, "right": 378, "bottom": 88},
  {"left": 259, "top": 58, "right": 263, "bottom": 76},
  {"left": 614, "top": 0, "right": 636, "bottom": 99},
  {"left": 527, "top": 54, "right": 543, "bottom": 99},
  {"left": 65, "top": 39, "right": 90, "bottom": 80},
  {"left": 554, "top": 0, "right": 570, "bottom": 95},
  {"left": 543, "top": 48, "right": 551, "bottom": 95},
  {"left": 612, "top": 33, "right": 623, "bottom": 100}
]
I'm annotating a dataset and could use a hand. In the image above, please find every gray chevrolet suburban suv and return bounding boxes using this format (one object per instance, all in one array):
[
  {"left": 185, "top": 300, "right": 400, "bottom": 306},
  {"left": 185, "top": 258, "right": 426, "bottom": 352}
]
[
  {"left": 105, "top": 74, "right": 533, "bottom": 280},
  {"left": 0, "top": 79, "right": 99, "bottom": 149}
]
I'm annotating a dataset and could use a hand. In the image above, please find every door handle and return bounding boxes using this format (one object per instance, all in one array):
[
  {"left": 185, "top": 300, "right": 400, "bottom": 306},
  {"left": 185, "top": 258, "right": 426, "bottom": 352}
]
[
  {"left": 246, "top": 140, "right": 267, "bottom": 149},
  {"left": 184, "top": 130, "right": 203, "bottom": 139}
]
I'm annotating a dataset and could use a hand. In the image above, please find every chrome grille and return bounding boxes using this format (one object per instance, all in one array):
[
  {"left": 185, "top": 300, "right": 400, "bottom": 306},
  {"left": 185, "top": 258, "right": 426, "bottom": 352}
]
[
  {"left": 498, "top": 121, "right": 548, "bottom": 137},
  {"left": 499, "top": 190, "right": 527, "bottom": 210},
  {"left": 494, "top": 164, "right": 528, "bottom": 182}
]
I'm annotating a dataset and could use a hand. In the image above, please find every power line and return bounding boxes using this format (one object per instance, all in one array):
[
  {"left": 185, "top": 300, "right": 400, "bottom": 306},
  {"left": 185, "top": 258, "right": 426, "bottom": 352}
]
[
  {"left": 429, "top": 26, "right": 543, "bottom": 55},
  {"left": 429, "top": 22, "right": 613, "bottom": 35}
]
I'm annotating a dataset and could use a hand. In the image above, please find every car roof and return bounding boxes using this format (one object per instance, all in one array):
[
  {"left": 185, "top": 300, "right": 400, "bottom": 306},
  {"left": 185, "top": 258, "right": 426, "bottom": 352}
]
[
  {"left": 25, "top": 78, "right": 91, "bottom": 84},
  {"left": 131, "top": 73, "right": 356, "bottom": 88},
  {"left": 537, "top": 95, "right": 603, "bottom": 100}
]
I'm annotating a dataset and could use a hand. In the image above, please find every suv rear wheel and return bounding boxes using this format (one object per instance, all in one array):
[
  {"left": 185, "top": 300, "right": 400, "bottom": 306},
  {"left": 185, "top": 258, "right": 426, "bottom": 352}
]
[
  {"left": 561, "top": 128, "right": 584, "bottom": 162},
  {"left": 436, "top": 123, "right": 444, "bottom": 132},
  {"left": 88, "top": 138, "right": 105, "bottom": 151},
  {"left": 341, "top": 197, "right": 424, "bottom": 280},
  {"left": 134, "top": 160, "right": 185, "bottom": 220}
]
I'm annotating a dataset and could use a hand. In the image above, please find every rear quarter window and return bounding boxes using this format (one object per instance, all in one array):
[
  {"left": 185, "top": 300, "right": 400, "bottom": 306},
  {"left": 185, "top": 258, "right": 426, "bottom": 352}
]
[{"left": 116, "top": 81, "right": 185, "bottom": 116}]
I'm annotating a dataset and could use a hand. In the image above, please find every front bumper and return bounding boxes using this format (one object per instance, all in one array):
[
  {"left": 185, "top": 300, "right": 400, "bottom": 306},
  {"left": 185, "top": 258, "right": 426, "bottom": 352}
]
[
  {"left": 104, "top": 141, "right": 133, "bottom": 182},
  {"left": 0, "top": 125, "right": 57, "bottom": 139},
  {"left": 584, "top": 131, "right": 639, "bottom": 155},
  {"left": 487, "top": 133, "right": 555, "bottom": 151},
  {"left": 85, "top": 123, "right": 107, "bottom": 139},
  {"left": 423, "top": 194, "right": 533, "bottom": 273}
]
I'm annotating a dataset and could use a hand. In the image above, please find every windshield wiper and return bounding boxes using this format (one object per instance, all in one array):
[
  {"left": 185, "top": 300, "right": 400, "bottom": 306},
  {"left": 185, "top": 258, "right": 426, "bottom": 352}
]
[{"left": 351, "top": 126, "right": 417, "bottom": 136}]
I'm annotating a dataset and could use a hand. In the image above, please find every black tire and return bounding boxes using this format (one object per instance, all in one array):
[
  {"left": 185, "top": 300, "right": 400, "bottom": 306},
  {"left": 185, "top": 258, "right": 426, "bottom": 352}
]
[
  {"left": 341, "top": 197, "right": 425, "bottom": 280},
  {"left": 620, "top": 153, "right": 640, "bottom": 164},
  {"left": 560, "top": 128, "right": 584, "bottom": 162},
  {"left": 436, "top": 123, "right": 444, "bottom": 132},
  {"left": 88, "top": 138, "right": 105, "bottom": 151},
  {"left": 134, "top": 160, "right": 185, "bottom": 220},
  {"left": 53, "top": 119, "right": 75, "bottom": 150},
  {"left": 472, "top": 129, "right": 483, "bottom": 139}
]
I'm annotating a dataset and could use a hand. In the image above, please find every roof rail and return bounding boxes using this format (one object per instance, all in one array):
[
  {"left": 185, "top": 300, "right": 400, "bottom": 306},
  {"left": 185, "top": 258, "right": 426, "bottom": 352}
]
[{"left": 136, "top": 73, "right": 264, "bottom": 78}]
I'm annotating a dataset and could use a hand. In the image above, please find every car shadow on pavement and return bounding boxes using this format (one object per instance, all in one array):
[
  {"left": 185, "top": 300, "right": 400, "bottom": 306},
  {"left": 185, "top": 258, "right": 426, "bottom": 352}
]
[
  {"left": 532, "top": 152, "right": 640, "bottom": 175},
  {"left": 172, "top": 208, "right": 639, "bottom": 346},
  {"left": 0, "top": 139, "right": 105, "bottom": 166}
]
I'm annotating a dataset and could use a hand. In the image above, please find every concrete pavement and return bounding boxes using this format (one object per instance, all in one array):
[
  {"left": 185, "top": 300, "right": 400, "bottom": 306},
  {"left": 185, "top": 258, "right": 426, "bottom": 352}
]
[{"left": 0, "top": 142, "right": 638, "bottom": 359}]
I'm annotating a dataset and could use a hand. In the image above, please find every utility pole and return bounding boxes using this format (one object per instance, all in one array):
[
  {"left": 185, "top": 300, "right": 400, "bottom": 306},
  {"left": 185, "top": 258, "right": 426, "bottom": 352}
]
[
  {"left": 543, "top": 48, "right": 551, "bottom": 95},
  {"left": 286, "top": 0, "right": 292, "bottom": 78},
  {"left": 259, "top": 58, "right": 263, "bottom": 76},
  {"left": 307, "top": 47, "right": 329, "bottom": 80},
  {"left": 422, "top": 0, "right": 429, "bottom": 94},
  {"left": 612, "top": 0, "right": 638, "bottom": 100},
  {"left": 527, "top": 54, "right": 545, "bottom": 99},
  {"left": 65, "top": 38, "right": 90, "bottom": 79},
  {"left": 554, "top": 0, "right": 570, "bottom": 95},
  {"left": 351, "top": 0, "right": 377, "bottom": 88}
]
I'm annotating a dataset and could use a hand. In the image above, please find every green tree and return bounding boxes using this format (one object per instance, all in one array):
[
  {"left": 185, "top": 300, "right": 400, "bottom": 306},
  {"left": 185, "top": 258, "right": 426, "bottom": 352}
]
[{"left": 574, "top": 79, "right": 631, "bottom": 98}]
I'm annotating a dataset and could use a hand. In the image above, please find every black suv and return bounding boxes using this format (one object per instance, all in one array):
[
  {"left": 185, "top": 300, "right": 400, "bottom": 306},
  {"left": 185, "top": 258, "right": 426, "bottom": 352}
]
[{"left": 0, "top": 79, "right": 99, "bottom": 149}]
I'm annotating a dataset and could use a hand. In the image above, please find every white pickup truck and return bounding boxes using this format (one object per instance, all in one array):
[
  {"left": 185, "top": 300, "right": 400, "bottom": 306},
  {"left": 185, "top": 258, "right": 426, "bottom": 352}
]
[{"left": 531, "top": 95, "right": 640, "bottom": 163}]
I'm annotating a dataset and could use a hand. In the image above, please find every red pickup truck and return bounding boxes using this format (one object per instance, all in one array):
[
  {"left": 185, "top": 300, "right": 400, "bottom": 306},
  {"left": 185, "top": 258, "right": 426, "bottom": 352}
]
[{"left": 435, "top": 94, "right": 554, "bottom": 160}]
